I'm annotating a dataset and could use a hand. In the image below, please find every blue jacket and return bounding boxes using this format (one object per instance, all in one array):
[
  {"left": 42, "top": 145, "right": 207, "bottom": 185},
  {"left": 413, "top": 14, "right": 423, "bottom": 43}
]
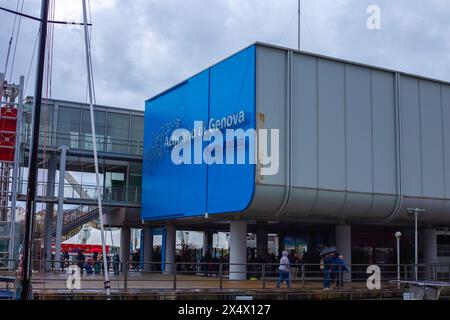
[{"left": 334, "top": 257, "right": 348, "bottom": 272}]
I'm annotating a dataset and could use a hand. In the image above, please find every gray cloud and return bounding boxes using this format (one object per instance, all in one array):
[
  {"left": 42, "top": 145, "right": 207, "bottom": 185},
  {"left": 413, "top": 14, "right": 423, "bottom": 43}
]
[{"left": 1, "top": 0, "right": 449, "bottom": 111}]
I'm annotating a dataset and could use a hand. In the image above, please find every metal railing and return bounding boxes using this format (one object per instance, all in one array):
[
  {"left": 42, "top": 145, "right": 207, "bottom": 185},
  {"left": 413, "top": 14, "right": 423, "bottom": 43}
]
[
  {"left": 21, "top": 130, "right": 144, "bottom": 156},
  {"left": 18, "top": 180, "right": 141, "bottom": 204},
  {"left": 1, "top": 259, "right": 449, "bottom": 299}
]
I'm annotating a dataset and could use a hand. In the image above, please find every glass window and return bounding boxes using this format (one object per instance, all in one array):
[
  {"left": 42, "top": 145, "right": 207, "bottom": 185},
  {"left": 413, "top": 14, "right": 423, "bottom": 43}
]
[
  {"left": 106, "top": 112, "right": 130, "bottom": 153},
  {"left": 57, "top": 106, "right": 81, "bottom": 148},
  {"left": 81, "top": 109, "right": 106, "bottom": 151},
  {"left": 130, "top": 115, "right": 144, "bottom": 155}
]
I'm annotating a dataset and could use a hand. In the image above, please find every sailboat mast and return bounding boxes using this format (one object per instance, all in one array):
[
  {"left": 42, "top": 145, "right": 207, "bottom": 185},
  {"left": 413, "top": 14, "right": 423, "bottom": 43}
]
[
  {"left": 81, "top": 0, "right": 111, "bottom": 299},
  {"left": 20, "top": 0, "right": 49, "bottom": 300}
]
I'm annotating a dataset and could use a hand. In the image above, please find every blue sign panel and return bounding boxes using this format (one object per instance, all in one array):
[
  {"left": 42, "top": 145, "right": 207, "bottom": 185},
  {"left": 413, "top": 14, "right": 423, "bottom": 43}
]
[{"left": 141, "top": 45, "right": 255, "bottom": 220}]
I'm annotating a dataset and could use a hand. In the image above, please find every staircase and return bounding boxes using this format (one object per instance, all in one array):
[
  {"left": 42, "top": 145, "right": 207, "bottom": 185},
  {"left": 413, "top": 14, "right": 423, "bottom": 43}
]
[{"left": 52, "top": 205, "right": 99, "bottom": 236}]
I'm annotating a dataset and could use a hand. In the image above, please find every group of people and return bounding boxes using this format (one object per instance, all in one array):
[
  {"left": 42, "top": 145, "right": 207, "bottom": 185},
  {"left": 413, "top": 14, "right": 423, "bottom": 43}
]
[
  {"left": 320, "top": 252, "right": 348, "bottom": 290},
  {"left": 75, "top": 250, "right": 121, "bottom": 276},
  {"left": 276, "top": 250, "right": 348, "bottom": 289}
]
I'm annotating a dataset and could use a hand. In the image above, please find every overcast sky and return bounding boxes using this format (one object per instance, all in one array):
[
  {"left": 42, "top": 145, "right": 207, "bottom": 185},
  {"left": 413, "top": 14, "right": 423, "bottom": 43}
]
[{"left": 1, "top": 0, "right": 449, "bottom": 111}]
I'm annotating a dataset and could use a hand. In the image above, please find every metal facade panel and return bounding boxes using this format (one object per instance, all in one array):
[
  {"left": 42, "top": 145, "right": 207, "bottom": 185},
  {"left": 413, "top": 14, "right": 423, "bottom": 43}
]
[
  {"left": 207, "top": 45, "right": 256, "bottom": 214},
  {"left": 370, "top": 70, "right": 397, "bottom": 194},
  {"left": 291, "top": 53, "right": 317, "bottom": 189},
  {"left": 317, "top": 59, "right": 346, "bottom": 190},
  {"left": 399, "top": 76, "right": 447, "bottom": 199},
  {"left": 141, "top": 46, "right": 256, "bottom": 220},
  {"left": 399, "top": 76, "right": 422, "bottom": 196},
  {"left": 142, "top": 71, "right": 209, "bottom": 220},
  {"left": 419, "top": 80, "right": 445, "bottom": 198},
  {"left": 443, "top": 85, "right": 450, "bottom": 199},
  {"left": 345, "top": 64, "right": 372, "bottom": 193},
  {"left": 255, "top": 46, "right": 287, "bottom": 187}
]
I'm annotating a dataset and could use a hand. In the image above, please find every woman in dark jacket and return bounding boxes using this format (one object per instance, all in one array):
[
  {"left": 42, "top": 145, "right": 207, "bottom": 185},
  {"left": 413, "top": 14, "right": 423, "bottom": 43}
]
[{"left": 77, "top": 250, "right": 86, "bottom": 275}]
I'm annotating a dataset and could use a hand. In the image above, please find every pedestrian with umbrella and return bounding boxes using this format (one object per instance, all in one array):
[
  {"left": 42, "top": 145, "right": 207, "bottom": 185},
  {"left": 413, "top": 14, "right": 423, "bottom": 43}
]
[{"left": 319, "top": 247, "right": 337, "bottom": 290}]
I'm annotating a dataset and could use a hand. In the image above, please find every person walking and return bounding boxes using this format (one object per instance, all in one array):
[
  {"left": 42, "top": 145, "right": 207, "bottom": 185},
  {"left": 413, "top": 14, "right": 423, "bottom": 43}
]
[
  {"left": 334, "top": 254, "right": 349, "bottom": 288},
  {"left": 113, "top": 253, "right": 120, "bottom": 276},
  {"left": 292, "top": 253, "right": 302, "bottom": 280},
  {"left": 77, "top": 250, "right": 86, "bottom": 275},
  {"left": 321, "top": 253, "right": 334, "bottom": 290},
  {"left": 276, "top": 251, "right": 291, "bottom": 288}
]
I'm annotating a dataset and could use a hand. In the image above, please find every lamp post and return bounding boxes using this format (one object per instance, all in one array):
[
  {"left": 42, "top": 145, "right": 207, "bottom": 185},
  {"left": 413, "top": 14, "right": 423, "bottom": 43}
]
[
  {"left": 395, "top": 231, "right": 402, "bottom": 288},
  {"left": 407, "top": 208, "right": 426, "bottom": 281}
]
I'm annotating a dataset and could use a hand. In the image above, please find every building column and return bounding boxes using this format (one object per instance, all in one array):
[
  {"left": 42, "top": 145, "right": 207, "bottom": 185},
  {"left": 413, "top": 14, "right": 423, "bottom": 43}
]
[
  {"left": 54, "top": 145, "right": 67, "bottom": 269},
  {"left": 335, "top": 224, "right": 352, "bottom": 281},
  {"left": 229, "top": 220, "right": 247, "bottom": 280},
  {"left": 423, "top": 228, "right": 438, "bottom": 280},
  {"left": 120, "top": 227, "right": 131, "bottom": 270},
  {"left": 203, "top": 230, "right": 213, "bottom": 257},
  {"left": 256, "top": 224, "right": 268, "bottom": 261},
  {"left": 142, "top": 227, "right": 153, "bottom": 272},
  {"left": 164, "top": 225, "right": 176, "bottom": 274},
  {"left": 44, "top": 153, "right": 56, "bottom": 271}
]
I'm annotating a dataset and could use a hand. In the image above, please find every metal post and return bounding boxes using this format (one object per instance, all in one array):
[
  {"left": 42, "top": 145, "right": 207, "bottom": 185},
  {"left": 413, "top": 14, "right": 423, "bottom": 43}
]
[
  {"left": 395, "top": 231, "right": 401, "bottom": 289},
  {"left": 54, "top": 145, "right": 67, "bottom": 268},
  {"left": 404, "top": 264, "right": 408, "bottom": 281},
  {"left": 414, "top": 212, "right": 418, "bottom": 280},
  {"left": 173, "top": 263, "right": 177, "bottom": 290},
  {"left": 82, "top": 0, "right": 111, "bottom": 299},
  {"left": 219, "top": 263, "right": 223, "bottom": 290},
  {"left": 44, "top": 153, "right": 56, "bottom": 271},
  {"left": 8, "top": 75, "right": 24, "bottom": 270},
  {"left": 301, "top": 264, "right": 305, "bottom": 288},
  {"left": 20, "top": 0, "right": 49, "bottom": 300},
  {"left": 407, "top": 208, "right": 426, "bottom": 281},
  {"left": 262, "top": 263, "right": 266, "bottom": 289}
]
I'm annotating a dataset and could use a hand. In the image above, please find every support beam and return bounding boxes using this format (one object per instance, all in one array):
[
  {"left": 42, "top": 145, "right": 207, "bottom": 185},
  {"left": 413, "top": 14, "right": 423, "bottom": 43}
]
[
  {"left": 142, "top": 227, "right": 153, "bottom": 272},
  {"left": 423, "top": 228, "right": 438, "bottom": 280},
  {"left": 202, "top": 230, "right": 212, "bottom": 257},
  {"left": 44, "top": 153, "right": 56, "bottom": 271},
  {"left": 120, "top": 227, "right": 131, "bottom": 270},
  {"left": 164, "top": 225, "right": 176, "bottom": 274},
  {"left": 229, "top": 220, "right": 247, "bottom": 280},
  {"left": 54, "top": 145, "right": 67, "bottom": 269},
  {"left": 335, "top": 224, "right": 352, "bottom": 281}
]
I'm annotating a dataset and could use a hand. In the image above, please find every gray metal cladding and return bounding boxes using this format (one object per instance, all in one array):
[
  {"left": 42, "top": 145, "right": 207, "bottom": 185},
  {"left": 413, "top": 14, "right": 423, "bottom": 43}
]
[
  {"left": 400, "top": 76, "right": 446, "bottom": 198},
  {"left": 246, "top": 43, "right": 450, "bottom": 223}
]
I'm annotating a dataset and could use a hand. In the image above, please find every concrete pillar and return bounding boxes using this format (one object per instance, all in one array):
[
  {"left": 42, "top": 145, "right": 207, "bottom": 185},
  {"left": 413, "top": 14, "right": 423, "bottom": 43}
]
[
  {"left": 423, "top": 228, "right": 438, "bottom": 280},
  {"left": 142, "top": 227, "right": 153, "bottom": 272},
  {"left": 202, "top": 231, "right": 213, "bottom": 257},
  {"left": 229, "top": 220, "right": 247, "bottom": 280},
  {"left": 54, "top": 145, "right": 67, "bottom": 268},
  {"left": 335, "top": 224, "right": 352, "bottom": 281},
  {"left": 44, "top": 153, "right": 56, "bottom": 271},
  {"left": 120, "top": 227, "right": 131, "bottom": 270},
  {"left": 256, "top": 225, "right": 268, "bottom": 260},
  {"left": 164, "top": 225, "right": 176, "bottom": 274}
]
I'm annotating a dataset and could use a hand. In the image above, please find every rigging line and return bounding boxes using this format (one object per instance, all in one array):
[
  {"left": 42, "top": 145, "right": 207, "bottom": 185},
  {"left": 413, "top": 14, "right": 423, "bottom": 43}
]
[
  {"left": 2, "top": 0, "right": 21, "bottom": 77},
  {"left": 24, "top": 29, "right": 40, "bottom": 94},
  {"left": 82, "top": 0, "right": 111, "bottom": 299},
  {"left": 0, "top": 6, "right": 92, "bottom": 26},
  {"left": 87, "top": 0, "right": 97, "bottom": 105},
  {"left": 9, "top": 0, "right": 25, "bottom": 81},
  {"left": 276, "top": 11, "right": 298, "bottom": 45},
  {"left": 90, "top": 0, "right": 119, "bottom": 295}
]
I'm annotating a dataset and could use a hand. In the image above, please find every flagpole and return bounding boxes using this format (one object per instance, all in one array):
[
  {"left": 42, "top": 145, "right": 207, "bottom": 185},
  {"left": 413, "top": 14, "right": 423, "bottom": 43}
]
[
  {"left": 81, "top": 0, "right": 111, "bottom": 299},
  {"left": 20, "top": 0, "right": 49, "bottom": 300}
]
